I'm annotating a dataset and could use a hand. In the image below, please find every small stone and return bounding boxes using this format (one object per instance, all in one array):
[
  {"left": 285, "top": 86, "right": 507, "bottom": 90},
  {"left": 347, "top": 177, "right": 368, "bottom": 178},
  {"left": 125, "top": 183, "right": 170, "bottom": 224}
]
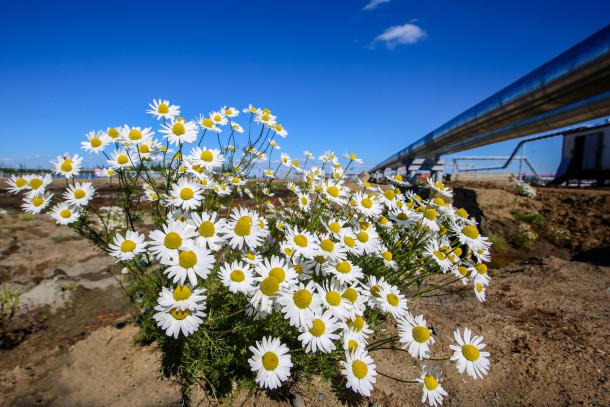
[
  {"left": 319, "top": 393, "right": 327, "bottom": 401},
  {"left": 292, "top": 393, "right": 305, "bottom": 407}
]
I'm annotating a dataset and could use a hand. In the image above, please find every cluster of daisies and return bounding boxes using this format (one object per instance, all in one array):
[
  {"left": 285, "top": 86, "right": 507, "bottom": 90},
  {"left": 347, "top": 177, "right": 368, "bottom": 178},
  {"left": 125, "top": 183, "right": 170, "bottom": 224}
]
[{"left": 6, "top": 101, "right": 492, "bottom": 406}]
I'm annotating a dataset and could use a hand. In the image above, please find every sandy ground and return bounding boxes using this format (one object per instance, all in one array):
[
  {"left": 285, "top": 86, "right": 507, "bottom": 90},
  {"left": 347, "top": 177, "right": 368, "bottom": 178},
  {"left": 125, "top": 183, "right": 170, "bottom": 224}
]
[{"left": 0, "top": 184, "right": 609, "bottom": 406}]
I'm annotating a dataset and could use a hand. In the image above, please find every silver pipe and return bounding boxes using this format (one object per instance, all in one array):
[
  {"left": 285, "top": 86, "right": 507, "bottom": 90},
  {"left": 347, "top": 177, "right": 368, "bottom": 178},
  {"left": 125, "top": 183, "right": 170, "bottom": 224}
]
[{"left": 371, "top": 24, "right": 610, "bottom": 172}]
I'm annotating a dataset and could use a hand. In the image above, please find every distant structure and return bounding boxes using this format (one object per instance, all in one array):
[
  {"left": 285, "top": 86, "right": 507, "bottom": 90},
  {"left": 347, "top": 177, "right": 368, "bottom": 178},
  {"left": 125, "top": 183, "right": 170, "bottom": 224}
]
[
  {"left": 370, "top": 24, "right": 610, "bottom": 184},
  {"left": 553, "top": 122, "right": 610, "bottom": 185}
]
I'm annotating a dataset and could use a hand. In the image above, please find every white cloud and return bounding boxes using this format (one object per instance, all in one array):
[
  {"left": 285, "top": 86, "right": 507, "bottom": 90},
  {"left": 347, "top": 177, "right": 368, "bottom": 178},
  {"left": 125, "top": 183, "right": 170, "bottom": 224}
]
[
  {"left": 363, "top": 0, "right": 392, "bottom": 11},
  {"left": 373, "top": 23, "right": 427, "bottom": 48}
]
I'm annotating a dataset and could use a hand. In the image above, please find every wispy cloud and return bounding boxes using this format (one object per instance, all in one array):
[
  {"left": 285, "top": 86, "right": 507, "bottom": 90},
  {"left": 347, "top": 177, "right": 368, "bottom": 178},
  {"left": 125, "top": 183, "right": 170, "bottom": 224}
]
[
  {"left": 372, "top": 23, "right": 427, "bottom": 49},
  {"left": 363, "top": 0, "right": 392, "bottom": 11}
]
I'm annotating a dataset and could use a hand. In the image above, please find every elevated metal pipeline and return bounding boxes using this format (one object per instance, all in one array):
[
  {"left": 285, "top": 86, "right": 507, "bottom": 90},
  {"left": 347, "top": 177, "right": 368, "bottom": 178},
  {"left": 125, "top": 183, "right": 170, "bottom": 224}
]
[{"left": 371, "top": 24, "right": 610, "bottom": 172}]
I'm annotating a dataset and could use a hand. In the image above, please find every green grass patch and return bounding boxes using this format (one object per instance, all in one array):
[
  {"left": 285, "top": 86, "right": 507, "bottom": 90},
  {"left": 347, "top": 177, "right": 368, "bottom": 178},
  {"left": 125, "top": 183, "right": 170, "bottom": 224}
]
[{"left": 511, "top": 209, "right": 544, "bottom": 224}]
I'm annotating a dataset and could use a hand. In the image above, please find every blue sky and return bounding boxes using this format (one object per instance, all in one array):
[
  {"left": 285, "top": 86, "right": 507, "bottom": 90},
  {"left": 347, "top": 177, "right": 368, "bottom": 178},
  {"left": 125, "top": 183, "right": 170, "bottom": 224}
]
[{"left": 1, "top": 0, "right": 609, "bottom": 175}]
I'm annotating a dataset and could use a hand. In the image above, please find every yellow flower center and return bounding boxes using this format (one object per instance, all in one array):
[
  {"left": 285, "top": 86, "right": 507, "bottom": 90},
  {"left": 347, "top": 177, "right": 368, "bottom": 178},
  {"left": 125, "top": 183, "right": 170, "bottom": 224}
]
[
  {"left": 462, "top": 344, "right": 480, "bottom": 361},
  {"left": 329, "top": 221, "right": 341, "bottom": 233},
  {"left": 327, "top": 186, "right": 339, "bottom": 198},
  {"left": 232, "top": 177, "right": 240, "bottom": 184},
  {"left": 424, "top": 208, "right": 437, "bottom": 221},
  {"left": 424, "top": 374, "right": 438, "bottom": 390},
  {"left": 170, "top": 308, "right": 189, "bottom": 320},
  {"left": 382, "top": 251, "right": 393, "bottom": 261},
  {"left": 235, "top": 216, "right": 252, "bottom": 237},
  {"left": 164, "top": 232, "right": 183, "bottom": 250},
  {"left": 158, "top": 103, "right": 169, "bottom": 114},
  {"left": 433, "top": 197, "right": 445, "bottom": 206},
  {"left": 361, "top": 198, "right": 373, "bottom": 209},
  {"left": 202, "top": 118, "right": 213, "bottom": 128},
  {"left": 129, "top": 129, "right": 142, "bottom": 140},
  {"left": 230, "top": 269, "right": 245, "bottom": 282},
  {"left": 173, "top": 285, "right": 191, "bottom": 301},
  {"left": 434, "top": 182, "right": 445, "bottom": 190},
  {"left": 379, "top": 216, "right": 388, "bottom": 225},
  {"left": 300, "top": 196, "right": 308, "bottom": 205},
  {"left": 383, "top": 190, "right": 395, "bottom": 201},
  {"left": 352, "top": 360, "right": 368, "bottom": 379},
  {"left": 342, "top": 288, "right": 358, "bottom": 303},
  {"left": 433, "top": 251, "right": 446, "bottom": 261},
  {"left": 198, "top": 221, "right": 215, "bottom": 238},
  {"left": 260, "top": 276, "right": 279, "bottom": 296},
  {"left": 139, "top": 144, "right": 150, "bottom": 154},
  {"left": 394, "top": 174, "right": 403, "bottom": 182},
  {"left": 462, "top": 225, "right": 480, "bottom": 239},
  {"left": 108, "top": 128, "right": 119, "bottom": 139},
  {"left": 180, "top": 187, "right": 194, "bottom": 200},
  {"left": 475, "top": 264, "right": 488, "bottom": 275},
  {"left": 357, "top": 231, "right": 369, "bottom": 243},
  {"left": 476, "top": 282, "right": 484, "bottom": 293},
  {"left": 293, "top": 234, "right": 308, "bottom": 248},
  {"left": 320, "top": 239, "right": 334, "bottom": 253},
  {"left": 213, "top": 114, "right": 222, "bottom": 122},
  {"left": 121, "top": 240, "right": 136, "bottom": 252},
  {"left": 387, "top": 293, "right": 399, "bottom": 306},
  {"left": 293, "top": 289, "right": 312, "bottom": 309},
  {"left": 326, "top": 291, "right": 341, "bottom": 306},
  {"left": 274, "top": 123, "right": 283, "bottom": 131},
  {"left": 458, "top": 266, "right": 468, "bottom": 276},
  {"left": 225, "top": 108, "right": 233, "bottom": 115},
  {"left": 294, "top": 264, "right": 303, "bottom": 274},
  {"left": 454, "top": 247, "right": 463, "bottom": 256},
  {"left": 336, "top": 261, "right": 351, "bottom": 274},
  {"left": 31, "top": 197, "right": 44, "bottom": 207},
  {"left": 15, "top": 178, "right": 27, "bottom": 188},
  {"left": 172, "top": 122, "right": 186, "bottom": 136},
  {"left": 246, "top": 253, "right": 256, "bottom": 261},
  {"left": 60, "top": 209, "right": 72, "bottom": 218},
  {"left": 412, "top": 326, "right": 431, "bottom": 343},
  {"left": 262, "top": 351, "right": 279, "bottom": 371},
  {"left": 61, "top": 161, "right": 73, "bottom": 172},
  {"left": 200, "top": 150, "right": 214, "bottom": 162},
  {"left": 90, "top": 137, "right": 102, "bottom": 148},
  {"left": 348, "top": 340, "right": 359, "bottom": 351},
  {"left": 370, "top": 284, "right": 381, "bottom": 298},
  {"left": 309, "top": 319, "right": 326, "bottom": 337},
  {"left": 269, "top": 267, "right": 285, "bottom": 283},
  {"left": 117, "top": 155, "right": 129, "bottom": 165},
  {"left": 179, "top": 250, "right": 197, "bottom": 269},
  {"left": 344, "top": 236, "right": 355, "bottom": 248},
  {"left": 456, "top": 208, "right": 468, "bottom": 218},
  {"left": 71, "top": 189, "right": 85, "bottom": 200}
]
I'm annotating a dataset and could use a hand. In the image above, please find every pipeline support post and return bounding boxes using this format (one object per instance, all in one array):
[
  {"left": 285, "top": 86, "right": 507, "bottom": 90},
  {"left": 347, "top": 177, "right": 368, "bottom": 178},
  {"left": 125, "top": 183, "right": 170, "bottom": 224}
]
[{"left": 405, "top": 158, "right": 445, "bottom": 184}]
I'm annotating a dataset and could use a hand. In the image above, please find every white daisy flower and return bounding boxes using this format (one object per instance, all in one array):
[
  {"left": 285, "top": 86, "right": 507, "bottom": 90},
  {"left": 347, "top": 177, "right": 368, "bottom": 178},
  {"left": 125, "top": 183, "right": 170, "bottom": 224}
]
[
  {"left": 343, "top": 328, "right": 367, "bottom": 353},
  {"left": 148, "top": 219, "right": 198, "bottom": 261},
  {"left": 147, "top": 99, "right": 180, "bottom": 120},
  {"left": 296, "top": 192, "right": 312, "bottom": 212},
  {"left": 470, "top": 263, "right": 491, "bottom": 286},
  {"left": 210, "top": 110, "right": 228, "bottom": 126},
  {"left": 425, "top": 240, "right": 454, "bottom": 273},
  {"left": 417, "top": 366, "right": 448, "bottom": 407},
  {"left": 196, "top": 113, "right": 222, "bottom": 133},
  {"left": 341, "top": 284, "right": 367, "bottom": 315},
  {"left": 51, "top": 153, "right": 83, "bottom": 179},
  {"left": 108, "top": 230, "right": 147, "bottom": 262},
  {"left": 107, "top": 148, "right": 138, "bottom": 170},
  {"left": 50, "top": 202, "right": 80, "bottom": 225},
  {"left": 342, "top": 315, "right": 374, "bottom": 342},
  {"left": 417, "top": 207, "right": 441, "bottom": 232},
  {"left": 254, "top": 256, "right": 299, "bottom": 290},
  {"left": 277, "top": 281, "right": 321, "bottom": 328},
  {"left": 104, "top": 127, "right": 121, "bottom": 141},
  {"left": 24, "top": 174, "right": 52, "bottom": 197},
  {"left": 255, "top": 110, "right": 277, "bottom": 127},
  {"left": 248, "top": 336, "right": 293, "bottom": 390},
  {"left": 225, "top": 207, "right": 268, "bottom": 250},
  {"left": 222, "top": 106, "right": 239, "bottom": 118},
  {"left": 316, "top": 280, "right": 355, "bottom": 321},
  {"left": 157, "top": 285, "right": 207, "bottom": 311},
  {"left": 316, "top": 234, "right": 348, "bottom": 263},
  {"left": 188, "top": 146, "right": 224, "bottom": 170},
  {"left": 161, "top": 243, "right": 215, "bottom": 287},
  {"left": 352, "top": 191, "right": 383, "bottom": 218},
  {"left": 380, "top": 250, "right": 397, "bottom": 270},
  {"left": 324, "top": 260, "right": 364, "bottom": 285},
  {"left": 63, "top": 182, "right": 95, "bottom": 207},
  {"left": 272, "top": 123, "right": 287, "bottom": 137},
  {"left": 343, "top": 152, "right": 363, "bottom": 164},
  {"left": 120, "top": 126, "right": 154, "bottom": 145},
  {"left": 22, "top": 192, "right": 53, "bottom": 214},
  {"left": 169, "top": 177, "right": 204, "bottom": 210},
  {"left": 81, "top": 130, "right": 110, "bottom": 154},
  {"left": 377, "top": 285, "right": 408, "bottom": 319},
  {"left": 5, "top": 175, "right": 30, "bottom": 194},
  {"left": 153, "top": 304, "right": 206, "bottom": 339},
  {"left": 449, "top": 327, "right": 491, "bottom": 379},
  {"left": 322, "top": 181, "right": 348, "bottom": 205},
  {"left": 452, "top": 224, "right": 491, "bottom": 252},
  {"left": 427, "top": 178, "right": 453, "bottom": 198},
  {"left": 160, "top": 119, "right": 199, "bottom": 146},
  {"left": 474, "top": 281, "right": 487, "bottom": 302},
  {"left": 298, "top": 311, "right": 341, "bottom": 353},
  {"left": 398, "top": 313, "right": 435, "bottom": 359},
  {"left": 340, "top": 348, "right": 377, "bottom": 397},
  {"left": 219, "top": 260, "right": 255, "bottom": 293},
  {"left": 263, "top": 169, "right": 275, "bottom": 178},
  {"left": 284, "top": 227, "right": 318, "bottom": 259},
  {"left": 188, "top": 211, "right": 226, "bottom": 251}
]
